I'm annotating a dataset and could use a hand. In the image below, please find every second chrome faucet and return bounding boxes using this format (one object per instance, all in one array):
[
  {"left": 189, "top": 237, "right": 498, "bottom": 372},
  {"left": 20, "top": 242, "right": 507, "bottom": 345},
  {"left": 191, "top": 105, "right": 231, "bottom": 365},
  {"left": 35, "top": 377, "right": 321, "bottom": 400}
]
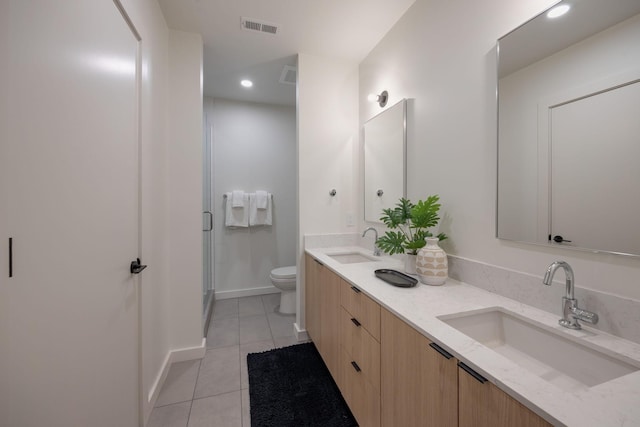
[
  {"left": 543, "top": 261, "right": 599, "bottom": 330},
  {"left": 362, "top": 227, "right": 381, "bottom": 256}
]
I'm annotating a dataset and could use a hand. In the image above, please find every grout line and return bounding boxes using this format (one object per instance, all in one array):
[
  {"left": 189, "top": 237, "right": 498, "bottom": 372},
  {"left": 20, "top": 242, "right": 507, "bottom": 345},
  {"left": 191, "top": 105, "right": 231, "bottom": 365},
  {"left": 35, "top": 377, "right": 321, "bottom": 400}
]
[
  {"left": 184, "top": 357, "right": 203, "bottom": 426},
  {"left": 191, "top": 358, "right": 203, "bottom": 401},
  {"left": 185, "top": 400, "right": 194, "bottom": 427}
]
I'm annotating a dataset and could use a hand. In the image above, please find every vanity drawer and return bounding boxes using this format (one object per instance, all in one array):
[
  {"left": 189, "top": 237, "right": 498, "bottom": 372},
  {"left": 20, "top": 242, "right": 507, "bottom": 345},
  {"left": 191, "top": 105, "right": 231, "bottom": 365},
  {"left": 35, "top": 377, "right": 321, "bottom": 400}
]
[
  {"left": 340, "top": 307, "right": 381, "bottom": 391},
  {"left": 340, "top": 347, "right": 381, "bottom": 427},
  {"left": 340, "top": 280, "right": 381, "bottom": 341}
]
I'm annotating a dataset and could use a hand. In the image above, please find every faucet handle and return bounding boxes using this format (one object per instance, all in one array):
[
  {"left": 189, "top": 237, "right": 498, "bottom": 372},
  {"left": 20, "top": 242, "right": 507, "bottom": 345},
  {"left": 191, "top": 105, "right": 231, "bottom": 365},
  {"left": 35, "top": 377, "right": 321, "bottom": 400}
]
[{"left": 571, "top": 307, "right": 599, "bottom": 324}]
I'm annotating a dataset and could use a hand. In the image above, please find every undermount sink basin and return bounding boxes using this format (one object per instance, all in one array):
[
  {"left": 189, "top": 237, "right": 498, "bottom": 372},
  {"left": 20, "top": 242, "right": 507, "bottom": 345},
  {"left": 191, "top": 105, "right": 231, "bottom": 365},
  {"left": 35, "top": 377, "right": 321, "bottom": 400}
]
[
  {"left": 439, "top": 308, "right": 639, "bottom": 391},
  {"left": 327, "top": 251, "right": 378, "bottom": 264}
]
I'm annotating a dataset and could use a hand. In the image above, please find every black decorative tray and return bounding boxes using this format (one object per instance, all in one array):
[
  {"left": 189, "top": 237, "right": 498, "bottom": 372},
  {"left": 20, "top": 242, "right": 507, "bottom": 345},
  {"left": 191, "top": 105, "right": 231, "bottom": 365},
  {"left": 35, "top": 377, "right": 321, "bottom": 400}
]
[{"left": 374, "top": 269, "right": 418, "bottom": 288}]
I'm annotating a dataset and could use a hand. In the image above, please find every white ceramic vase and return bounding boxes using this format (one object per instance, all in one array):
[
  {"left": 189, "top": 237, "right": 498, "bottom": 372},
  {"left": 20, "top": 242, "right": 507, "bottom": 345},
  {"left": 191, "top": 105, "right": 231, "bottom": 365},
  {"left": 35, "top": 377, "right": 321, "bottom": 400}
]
[
  {"left": 404, "top": 253, "right": 417, "bottom": 275},
  {"left": 416, "top": 237, "right": 448, "bottom": 285}
]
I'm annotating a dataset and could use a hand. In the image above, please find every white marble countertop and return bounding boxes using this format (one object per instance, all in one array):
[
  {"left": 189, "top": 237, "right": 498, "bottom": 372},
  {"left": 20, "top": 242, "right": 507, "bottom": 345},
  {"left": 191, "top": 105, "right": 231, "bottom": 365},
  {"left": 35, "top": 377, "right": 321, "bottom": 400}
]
[{"left": 305, "top": 246, "right": 640, "bottom": 427}]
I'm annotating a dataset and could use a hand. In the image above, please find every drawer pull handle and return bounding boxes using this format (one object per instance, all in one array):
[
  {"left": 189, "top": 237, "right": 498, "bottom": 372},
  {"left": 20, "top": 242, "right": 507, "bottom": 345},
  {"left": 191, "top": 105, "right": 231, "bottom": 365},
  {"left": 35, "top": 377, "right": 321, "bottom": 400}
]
[
  {"left": 429, "top": 342, "right": 453, "bottom": 359},
  {"left": 8, "top": 238, "right": 13, "bottom": 278},
  {"left": 458, "top": 362, "right": 487, "bottom": 384},
  {"left": 350, "top": 286, "right": 361, "bottom": 294},
  {"left": 351, "top": 361, "right": 361, "bottom": 372},
  {"left": 350, "top": 318, "right": 361, "bottom": 327}
]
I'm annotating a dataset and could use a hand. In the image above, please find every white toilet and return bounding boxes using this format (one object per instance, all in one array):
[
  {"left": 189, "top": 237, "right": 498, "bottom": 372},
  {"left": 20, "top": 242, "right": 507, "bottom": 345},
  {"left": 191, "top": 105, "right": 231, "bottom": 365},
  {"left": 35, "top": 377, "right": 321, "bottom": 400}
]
[{"left": 270, "top": 266, "right": 297, "bottom": 314}]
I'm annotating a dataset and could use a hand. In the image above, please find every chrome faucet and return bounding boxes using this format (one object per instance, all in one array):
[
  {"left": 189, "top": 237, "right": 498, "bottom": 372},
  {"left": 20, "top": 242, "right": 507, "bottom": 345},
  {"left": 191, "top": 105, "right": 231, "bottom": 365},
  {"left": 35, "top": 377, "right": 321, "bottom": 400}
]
[
  {"left": 362, "top": 227, "right": 381, "bottom": 256},
  {"left": 543, "top": 261, "right": 599, "bottom": 330}
]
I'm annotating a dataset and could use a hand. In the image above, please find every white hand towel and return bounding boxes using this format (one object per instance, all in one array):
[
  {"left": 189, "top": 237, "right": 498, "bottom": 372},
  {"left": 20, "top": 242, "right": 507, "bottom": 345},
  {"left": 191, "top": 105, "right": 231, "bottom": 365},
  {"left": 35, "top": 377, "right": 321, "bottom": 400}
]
[
  {"left": 231, "top": 190, "right": 245, "bottom": 208},
  {"left": 225, "top": 192, "right": 249, "bottom": 227},
  {"left": 255, "top": 190, "right": 269, "bottom": 210},
  {"left": 249, "top": 193, "right": 272, "bottom": 226}
]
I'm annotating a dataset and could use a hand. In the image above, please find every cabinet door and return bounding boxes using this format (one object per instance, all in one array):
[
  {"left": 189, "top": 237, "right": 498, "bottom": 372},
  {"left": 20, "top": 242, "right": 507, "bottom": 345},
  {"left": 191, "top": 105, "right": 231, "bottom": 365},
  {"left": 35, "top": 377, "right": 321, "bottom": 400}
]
[
  {"left": 381, "top": 308, "right": 458, "bottom": 427},
  {"left": 304, "top": 254, "right": 322, "bottom": 346},
  {"left": 319, "top": 266, "right": 341, "bottom": 378},
  {"left": 458, "top": 365, "right": 552, "bottom": 427}
]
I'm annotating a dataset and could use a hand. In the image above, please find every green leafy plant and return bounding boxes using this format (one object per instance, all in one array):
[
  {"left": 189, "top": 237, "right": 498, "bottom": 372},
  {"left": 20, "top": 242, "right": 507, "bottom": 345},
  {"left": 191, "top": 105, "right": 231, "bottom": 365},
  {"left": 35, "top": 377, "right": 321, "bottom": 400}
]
[{"left": 376, "top": 196, "right": 447, "bottom": 255}]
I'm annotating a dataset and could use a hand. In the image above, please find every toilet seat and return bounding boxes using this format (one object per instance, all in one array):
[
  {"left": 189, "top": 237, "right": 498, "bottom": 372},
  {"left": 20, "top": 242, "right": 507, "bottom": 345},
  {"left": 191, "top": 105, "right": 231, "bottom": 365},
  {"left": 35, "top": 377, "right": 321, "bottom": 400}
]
[{"left": 270, "top": 266, "right": 296, "bottom": 280}]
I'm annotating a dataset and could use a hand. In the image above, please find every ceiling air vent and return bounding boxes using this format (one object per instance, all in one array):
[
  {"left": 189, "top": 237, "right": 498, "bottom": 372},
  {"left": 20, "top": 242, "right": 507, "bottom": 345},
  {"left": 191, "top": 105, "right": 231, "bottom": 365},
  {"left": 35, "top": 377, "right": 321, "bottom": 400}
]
[
  {"left": 279, "top": 65, "right": 297, "bottom": 85},
  {"left": 241, "top": 17, "right": 279, "bottom": 35}
]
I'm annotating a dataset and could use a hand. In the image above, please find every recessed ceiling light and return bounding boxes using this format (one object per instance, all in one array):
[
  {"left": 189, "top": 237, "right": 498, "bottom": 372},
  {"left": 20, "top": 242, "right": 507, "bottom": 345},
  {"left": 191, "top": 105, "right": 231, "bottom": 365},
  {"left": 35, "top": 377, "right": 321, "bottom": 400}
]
[
  {"left": 547, "top": 4, "right": 570, "bottom": 18},
  {"left": 240, "top": 79, "right": 253, "bottom": 88}
]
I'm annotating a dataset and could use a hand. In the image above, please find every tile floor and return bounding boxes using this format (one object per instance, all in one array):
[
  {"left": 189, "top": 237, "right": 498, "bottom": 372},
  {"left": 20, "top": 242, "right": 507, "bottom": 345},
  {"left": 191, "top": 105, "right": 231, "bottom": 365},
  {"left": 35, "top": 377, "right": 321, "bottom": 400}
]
[{"left": 147, "top": 294, "right": 306, "bottom": 427}]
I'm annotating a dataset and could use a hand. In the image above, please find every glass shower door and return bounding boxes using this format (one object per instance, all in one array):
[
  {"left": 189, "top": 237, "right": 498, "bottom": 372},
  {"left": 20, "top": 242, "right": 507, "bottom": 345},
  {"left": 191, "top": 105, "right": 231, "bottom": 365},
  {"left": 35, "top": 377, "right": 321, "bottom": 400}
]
[{"left": 202, "top": 122, "right": 214, "bottom": 335}]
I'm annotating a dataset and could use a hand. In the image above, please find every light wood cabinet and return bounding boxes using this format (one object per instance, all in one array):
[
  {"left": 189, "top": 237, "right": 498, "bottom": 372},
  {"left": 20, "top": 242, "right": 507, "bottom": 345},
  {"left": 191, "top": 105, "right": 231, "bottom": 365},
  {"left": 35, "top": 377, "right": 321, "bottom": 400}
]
[
  {"left": 305, "top": 254, "right": 554, "bottom": 427},
  {"left": 305, "top": 254, "right": 341, "bottom": 379},
  {"left": 304, "top": 254, "right": 322, "bottom": 345},
  {"left": 319, "top": 265, "right": 341, "bottom": 378},
  {"left": 381, "top": 308, "right": 458, "bottom": 427},
  {"left": 458, "top": 363, "right": 552, "bottom": 427}
]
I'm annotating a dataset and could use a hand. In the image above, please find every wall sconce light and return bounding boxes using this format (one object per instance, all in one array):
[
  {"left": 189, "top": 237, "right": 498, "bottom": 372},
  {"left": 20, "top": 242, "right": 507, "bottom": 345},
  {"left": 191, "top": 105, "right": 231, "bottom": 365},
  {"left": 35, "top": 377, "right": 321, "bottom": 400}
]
[{"left": 367, "top": 90, "right": 389, "bottom": 107}]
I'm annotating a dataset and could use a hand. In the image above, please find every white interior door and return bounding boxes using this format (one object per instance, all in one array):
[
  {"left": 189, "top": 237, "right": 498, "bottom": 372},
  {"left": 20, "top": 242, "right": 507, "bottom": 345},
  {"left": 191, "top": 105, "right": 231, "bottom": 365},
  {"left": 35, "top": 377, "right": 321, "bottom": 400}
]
[{"left": 0, "top": 1, "right": 141, "bottom": 426}]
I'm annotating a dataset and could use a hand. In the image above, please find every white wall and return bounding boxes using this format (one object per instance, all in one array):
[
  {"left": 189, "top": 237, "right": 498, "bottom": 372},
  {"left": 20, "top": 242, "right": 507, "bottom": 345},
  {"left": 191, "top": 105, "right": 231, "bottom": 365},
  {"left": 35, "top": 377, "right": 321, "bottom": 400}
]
[
  {"left": 204, "top": 98, "right": 297, "bottom": 297},
  {"left": 297, "top": 53, "right": 359, "bottom": 327},
  {"left": 167, "top": 30, "right": 204, "bottom": 351},
  {"left": 359, "top": 0, "right": 640, "bottom": 303}
]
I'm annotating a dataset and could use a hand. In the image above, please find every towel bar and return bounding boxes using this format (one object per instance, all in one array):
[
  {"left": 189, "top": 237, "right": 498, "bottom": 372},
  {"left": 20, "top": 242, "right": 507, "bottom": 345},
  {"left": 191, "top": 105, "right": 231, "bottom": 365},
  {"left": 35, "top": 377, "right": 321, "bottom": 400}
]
[{"left": 223, "top": 193, "right": 273, "bottom": 199}]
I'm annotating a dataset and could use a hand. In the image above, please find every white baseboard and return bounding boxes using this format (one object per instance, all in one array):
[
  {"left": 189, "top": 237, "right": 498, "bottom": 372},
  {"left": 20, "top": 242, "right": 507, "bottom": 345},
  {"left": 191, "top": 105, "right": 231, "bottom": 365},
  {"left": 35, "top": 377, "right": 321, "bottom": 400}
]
[
  {"left": 215, "top": 285, "right": 280, "bottom": 300},
  {"left": 294, "top": 322, "right": 308, "bottom": 341},
  {"left": 169, "top": 338, "right": 207, "bottom": 363},
  {"left": 144, "top": 338, "right": 206, "bottom": 423}
]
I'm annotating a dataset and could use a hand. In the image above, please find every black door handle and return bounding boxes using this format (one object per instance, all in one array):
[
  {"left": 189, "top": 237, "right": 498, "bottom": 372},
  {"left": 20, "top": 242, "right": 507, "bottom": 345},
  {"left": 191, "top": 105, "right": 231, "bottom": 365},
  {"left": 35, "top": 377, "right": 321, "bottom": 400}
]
[
  {"left": 130, "top": 258, "right": 147, "bottom": 274},
  {"left": 551, "top": 235, "right": 572, "bottom": 243}
]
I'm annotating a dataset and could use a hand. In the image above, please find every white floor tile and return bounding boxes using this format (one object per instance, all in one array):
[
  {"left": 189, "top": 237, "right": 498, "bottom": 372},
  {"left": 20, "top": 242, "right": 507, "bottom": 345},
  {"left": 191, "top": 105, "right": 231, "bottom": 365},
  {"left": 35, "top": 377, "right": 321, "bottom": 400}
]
[
  {"left": 188, "top": 391, "right": 242, "bottom": 427},
  {"left": 238, "top": 296, "right": 265, "bottom": 317},
  {"left": 149, "top": 291, "right": 306, "bottom": 427},
  {"left": 239, "top": 314, "right": 272, "bottom": 344},
  {"left": 155, "top": 359, "right": 201, "bottom": 407},
  {"left": 206, "top": 316, "right": 239, "bottom": 348},
  {"left": 266, "top": 312, "right": 296, "bottom": 338},
  {"left": 146, "top": 401, "right": 191, "bottom": 427},
  {"left": 211, "top": 298, "right": 239, "bottom": 320},
  {"left": 194, "top": 345, "right": 241, "bottom": 399}
]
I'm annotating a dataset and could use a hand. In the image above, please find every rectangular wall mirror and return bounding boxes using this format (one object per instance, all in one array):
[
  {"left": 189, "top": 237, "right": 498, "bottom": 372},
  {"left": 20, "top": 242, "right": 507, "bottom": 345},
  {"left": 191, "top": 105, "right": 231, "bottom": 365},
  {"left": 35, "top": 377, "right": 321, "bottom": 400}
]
[
  {"left": 364, "top": 99, "right": 407, "bottom": 223},
  {"left": 497, "top": 0, "right": 640, "bottom": 256}
]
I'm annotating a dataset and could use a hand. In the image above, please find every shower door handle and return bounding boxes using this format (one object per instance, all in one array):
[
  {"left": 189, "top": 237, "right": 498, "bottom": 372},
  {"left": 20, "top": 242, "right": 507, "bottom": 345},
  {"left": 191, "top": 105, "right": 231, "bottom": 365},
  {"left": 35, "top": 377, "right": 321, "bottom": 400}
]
[{"left": 203, "top": 211, "right": 213, "bottom": 232}]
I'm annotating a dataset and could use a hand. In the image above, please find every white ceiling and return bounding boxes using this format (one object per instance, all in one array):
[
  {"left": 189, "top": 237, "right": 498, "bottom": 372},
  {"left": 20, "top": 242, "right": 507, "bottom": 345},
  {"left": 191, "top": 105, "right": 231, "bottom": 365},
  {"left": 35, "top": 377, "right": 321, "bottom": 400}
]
[{"left": 158, "top": 0, "right": 416, "bottom": 106}]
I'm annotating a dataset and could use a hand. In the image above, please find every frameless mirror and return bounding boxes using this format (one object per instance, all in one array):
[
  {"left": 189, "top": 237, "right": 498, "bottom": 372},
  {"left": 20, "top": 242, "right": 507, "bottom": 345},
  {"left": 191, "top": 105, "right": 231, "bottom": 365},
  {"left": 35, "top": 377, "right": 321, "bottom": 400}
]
[
  {"left": 497, "top": 0, "right": 640, "bottom": 256},
  {"left": 364, "top": 99, "right": 407, "bottom": 223}
]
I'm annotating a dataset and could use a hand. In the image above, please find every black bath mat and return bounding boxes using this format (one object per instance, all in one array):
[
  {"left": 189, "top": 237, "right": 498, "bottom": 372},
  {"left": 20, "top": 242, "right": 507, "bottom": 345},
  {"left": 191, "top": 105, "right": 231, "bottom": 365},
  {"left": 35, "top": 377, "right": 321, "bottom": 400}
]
[{"left": 247, "top": 342, "right": 358, "bottom": 427}]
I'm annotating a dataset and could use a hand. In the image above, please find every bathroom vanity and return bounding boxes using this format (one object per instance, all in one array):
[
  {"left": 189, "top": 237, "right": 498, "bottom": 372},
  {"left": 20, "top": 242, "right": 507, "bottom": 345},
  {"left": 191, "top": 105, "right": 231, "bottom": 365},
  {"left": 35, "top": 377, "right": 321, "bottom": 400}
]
[{"left": 304, "top": 248, "right": 640, "bottom": 427}]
